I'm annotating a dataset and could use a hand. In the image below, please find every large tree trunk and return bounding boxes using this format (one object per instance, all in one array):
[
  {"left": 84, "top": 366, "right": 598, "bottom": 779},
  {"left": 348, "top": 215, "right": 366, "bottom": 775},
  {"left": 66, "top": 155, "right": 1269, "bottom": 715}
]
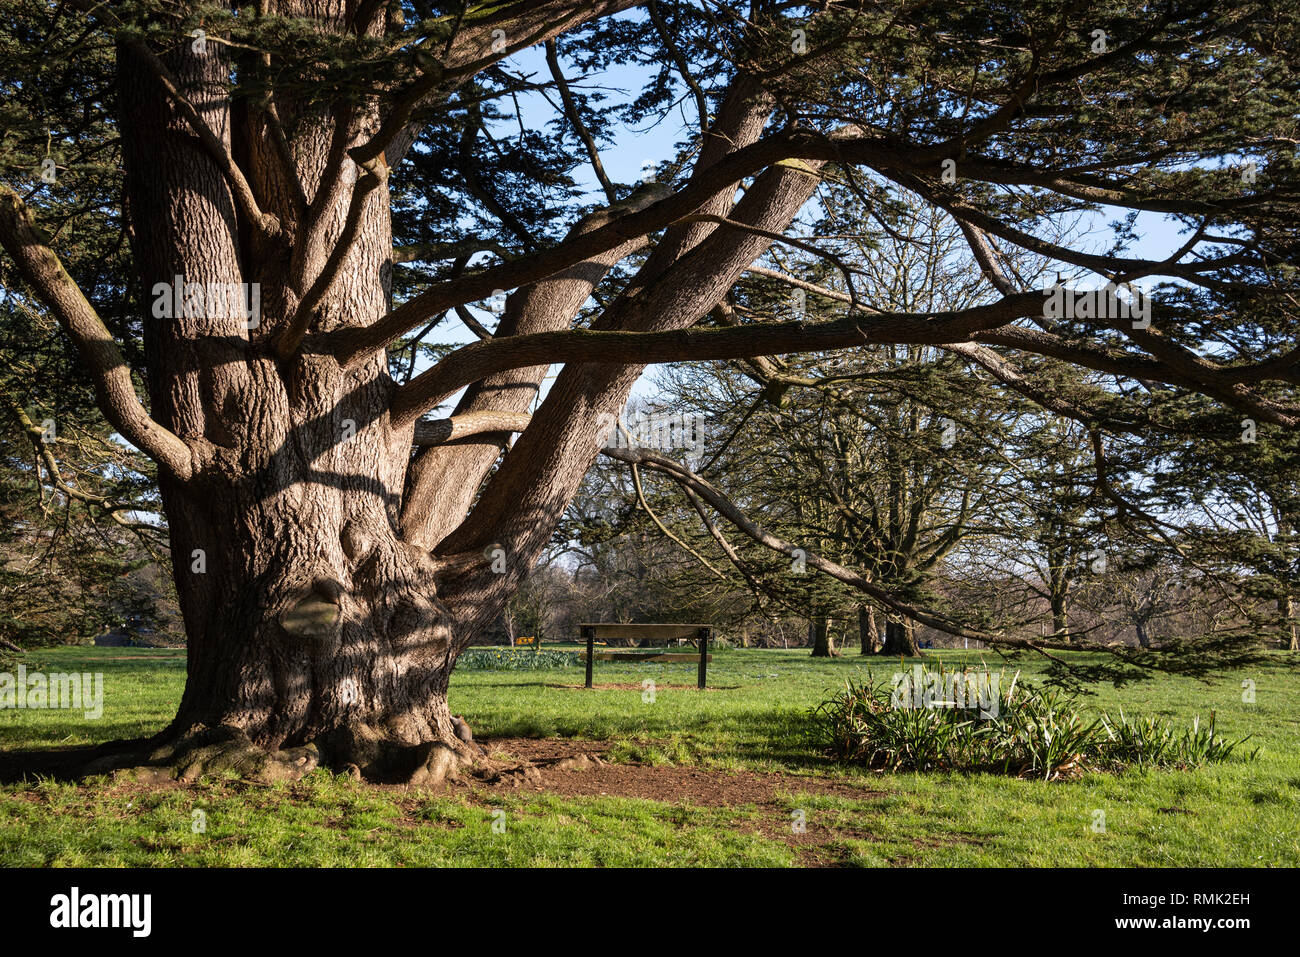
[
  {"left": 809, "top": 615, "right": 835, "bottom": 657},
  {"left": 111, "top": 12, "right": 482, "bottom": 781},
  {"left": 166, "top": 479, "right": 464, "bottom": 774},
  {"left": 878, "top": 616, "right": 921, "bottom": 657},
  {"left": 1050, "top": 593, "right": 1069, "bottom": 642},
  {"left": 1280, "top": 596, "right": 1298, "bottom": 651},
  {"left": 858, "top": 604, "right": 878, "bottom": 655}
]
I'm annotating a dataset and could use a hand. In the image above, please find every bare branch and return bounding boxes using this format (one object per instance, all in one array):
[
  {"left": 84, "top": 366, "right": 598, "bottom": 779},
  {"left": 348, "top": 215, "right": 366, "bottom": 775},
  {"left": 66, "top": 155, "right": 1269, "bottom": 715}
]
[
  {"left": 629, "top": 457, "right": 729, "bottom": 580},
  {"left": 545, "top": 39, "right": 616, "bottom": 204},
  {"left": 454, "top": 304, "right": 495, "bottom": 341}
]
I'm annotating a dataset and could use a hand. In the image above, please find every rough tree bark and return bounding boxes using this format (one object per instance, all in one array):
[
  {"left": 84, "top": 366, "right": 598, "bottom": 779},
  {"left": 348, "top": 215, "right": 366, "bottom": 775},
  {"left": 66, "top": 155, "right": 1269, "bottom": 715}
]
[
  {"left": 858, "top": 604, "right": 878, "bottom": 655},
  {"left": 879, "top": 616, "right": 921, "bottom": 657},
  {"left": 809, "top": 615, "right": 835, "bottom": 657},
  {"left": 107, "top": 12, "right": 471, "bottom": 781}
]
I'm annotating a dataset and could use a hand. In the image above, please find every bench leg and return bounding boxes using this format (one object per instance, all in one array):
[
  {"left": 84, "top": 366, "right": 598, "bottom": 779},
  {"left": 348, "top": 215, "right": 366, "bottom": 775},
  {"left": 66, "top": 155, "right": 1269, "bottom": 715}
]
[
  {"left": 584, "top": 626, "right": 594, "bottom": 689},
  {"left": 698, "top": 628, "right": 710, "bottom": 689}
]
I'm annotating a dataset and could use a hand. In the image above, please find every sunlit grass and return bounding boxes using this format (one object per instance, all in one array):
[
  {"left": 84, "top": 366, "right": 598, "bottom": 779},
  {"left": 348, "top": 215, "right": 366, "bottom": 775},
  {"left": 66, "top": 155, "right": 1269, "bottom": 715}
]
[{"left": 1, "top": 645, "right": 1296, "bottom": 866}]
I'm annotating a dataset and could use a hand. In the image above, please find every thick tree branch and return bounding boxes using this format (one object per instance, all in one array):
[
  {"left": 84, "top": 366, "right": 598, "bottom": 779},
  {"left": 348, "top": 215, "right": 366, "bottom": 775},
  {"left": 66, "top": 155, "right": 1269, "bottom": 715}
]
[
  {"left": 398, "top": 182, "right": 673, "bottom": 546},
  {"left": 124, "top": 39, "right": 280, "bottom": 241},
  {"left": 412, "top": 410, "right": 532, "bottom": 446},
  {"left": 277, "top": 156, "right": 389, "bottom": 358},
  {"left": 401, "top": 74, "right": 793, "bottom": 554},
  {"left": 0, "top": 187, "right": 196, "bottom": 480},
  {"left": 388, "top": 291, "right": 1046, "bottom": 427}
]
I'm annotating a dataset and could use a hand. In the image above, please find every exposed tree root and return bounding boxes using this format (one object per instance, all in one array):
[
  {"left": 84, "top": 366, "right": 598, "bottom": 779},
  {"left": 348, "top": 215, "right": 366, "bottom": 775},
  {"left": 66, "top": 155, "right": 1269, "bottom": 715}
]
[
  {"left": 0, "top": 721, "right": 609, "bottom": 789},
  {"left": 159, "top": 726, "right": 321, "bottom": 783},
  {"left": 313, "top": 721, "right": 479, "bottom": 785},
  {"left": 58, "top": 725, "right": 321, "bottom": 785}
]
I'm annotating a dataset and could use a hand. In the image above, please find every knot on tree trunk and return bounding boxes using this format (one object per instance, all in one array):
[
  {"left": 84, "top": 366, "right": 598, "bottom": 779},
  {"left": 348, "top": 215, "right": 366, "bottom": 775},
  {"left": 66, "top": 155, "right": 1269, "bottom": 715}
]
[
  {"left": 339, "top": 520, "right": 373, "bottom": 563},
  {"left": 279, "top": 576, "right": 344, "bottom": 643}
]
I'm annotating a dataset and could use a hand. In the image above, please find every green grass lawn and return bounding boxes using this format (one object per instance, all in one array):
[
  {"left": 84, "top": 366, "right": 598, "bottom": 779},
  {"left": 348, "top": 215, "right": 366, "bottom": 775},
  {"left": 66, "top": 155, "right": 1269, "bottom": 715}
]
[{"left": 1, "top": 645, "right": 1297, "bottom": 866}]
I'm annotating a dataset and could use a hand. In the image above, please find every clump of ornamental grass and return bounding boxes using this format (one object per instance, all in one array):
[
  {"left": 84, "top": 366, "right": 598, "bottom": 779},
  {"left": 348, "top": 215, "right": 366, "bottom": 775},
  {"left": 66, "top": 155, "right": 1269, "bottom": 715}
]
[
  {"left": 1096, "top": 708, "right": 1252, "bottom": 770},
  {"left": 813, "top": 663, "right": 1256, "bottom": 780}
]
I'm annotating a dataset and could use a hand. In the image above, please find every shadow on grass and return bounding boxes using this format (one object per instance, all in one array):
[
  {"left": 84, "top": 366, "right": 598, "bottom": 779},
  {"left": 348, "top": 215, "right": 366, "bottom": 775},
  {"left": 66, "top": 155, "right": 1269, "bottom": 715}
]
[
  {"left": 0, "top": 735, "right": 156, "bottom": 784},
  {"left": 0, "top": 715, "right": 167, "bottom": 749}
]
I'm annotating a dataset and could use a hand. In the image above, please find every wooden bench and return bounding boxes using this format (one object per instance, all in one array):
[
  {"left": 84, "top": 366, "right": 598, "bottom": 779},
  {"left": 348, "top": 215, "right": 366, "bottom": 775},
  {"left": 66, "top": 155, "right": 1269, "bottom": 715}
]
[{"left": 578, "top": 623, "right": 714, "bottom": 689}]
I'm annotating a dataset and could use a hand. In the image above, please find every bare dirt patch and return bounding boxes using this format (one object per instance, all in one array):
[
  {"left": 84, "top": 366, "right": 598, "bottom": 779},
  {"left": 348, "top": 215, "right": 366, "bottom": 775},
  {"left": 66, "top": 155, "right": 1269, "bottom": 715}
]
[
  {"left": 472, "top": 736, "right": 881, "bottom": 805},
  {"left": 460, "top": 735, "right": 887, "bottom": 863}
]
